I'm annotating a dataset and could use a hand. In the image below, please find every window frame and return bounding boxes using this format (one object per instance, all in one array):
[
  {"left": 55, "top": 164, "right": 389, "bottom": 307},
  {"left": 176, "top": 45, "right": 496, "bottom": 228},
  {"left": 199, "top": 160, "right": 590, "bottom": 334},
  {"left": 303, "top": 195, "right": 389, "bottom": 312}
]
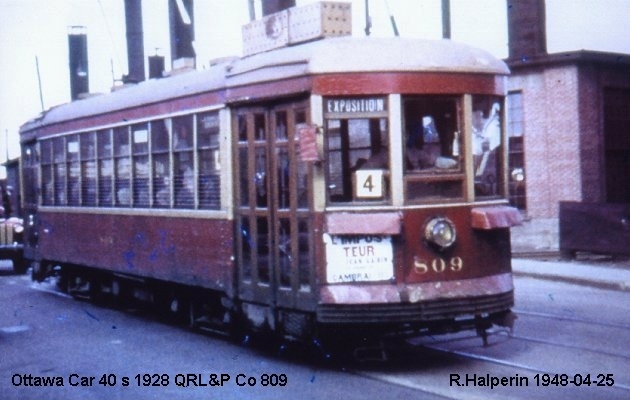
[
  {"left": 402, "top": 95, "right": 466, "bottom": 204},
  {"left": 323, "top": 96, "right": 391, "bottom": 205},
  {"left": 37, "top": 108, "right": 225, "bottom": 212},
  {"left": 507, "top": 90, "right": 526, "bottom": 210}
]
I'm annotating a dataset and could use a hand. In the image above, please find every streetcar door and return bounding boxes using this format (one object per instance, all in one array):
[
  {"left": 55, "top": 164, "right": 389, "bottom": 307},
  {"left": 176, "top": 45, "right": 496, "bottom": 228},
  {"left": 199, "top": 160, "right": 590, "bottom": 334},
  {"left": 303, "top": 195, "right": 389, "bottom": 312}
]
[
  {"left": 234, "top": 101, "right": 316, "bottom": 312},
  {"left": 21, "top": 141, "right": 40, "bottom": 267}
]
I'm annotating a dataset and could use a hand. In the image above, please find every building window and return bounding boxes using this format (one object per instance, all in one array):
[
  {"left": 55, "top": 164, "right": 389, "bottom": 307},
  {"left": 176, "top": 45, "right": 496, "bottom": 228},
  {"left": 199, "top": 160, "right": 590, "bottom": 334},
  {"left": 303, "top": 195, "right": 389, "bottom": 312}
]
[{"left": 508, "top": 91, "right": 526, "bottom": 210}]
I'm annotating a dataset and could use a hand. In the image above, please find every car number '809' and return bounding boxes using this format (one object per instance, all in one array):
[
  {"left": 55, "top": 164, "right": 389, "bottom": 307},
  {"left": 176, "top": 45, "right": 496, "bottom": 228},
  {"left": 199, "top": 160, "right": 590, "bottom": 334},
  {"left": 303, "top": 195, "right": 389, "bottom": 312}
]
[{"left": 413, "top": 256, "right": 463, "bottom": 275}]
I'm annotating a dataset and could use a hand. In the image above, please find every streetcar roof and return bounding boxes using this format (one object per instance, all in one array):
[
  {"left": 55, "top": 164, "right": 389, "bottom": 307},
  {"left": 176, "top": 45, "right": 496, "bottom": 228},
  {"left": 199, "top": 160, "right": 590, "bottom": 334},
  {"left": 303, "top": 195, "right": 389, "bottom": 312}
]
[
  {"left": 20, "top": 65, "right": 228, "bottom": 133},
  {"left": 229, "top": 36, "right": 509, "bottom": 82},
  {"left": 21, "top": 36, "right": 508, "bottom": 134}
]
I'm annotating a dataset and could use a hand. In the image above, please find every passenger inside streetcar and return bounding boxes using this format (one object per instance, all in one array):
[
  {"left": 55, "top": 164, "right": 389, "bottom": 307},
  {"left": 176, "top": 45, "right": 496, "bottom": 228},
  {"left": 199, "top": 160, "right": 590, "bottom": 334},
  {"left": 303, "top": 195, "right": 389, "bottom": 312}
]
[
  {"left": 404, "top": 97, "right": 460, "bottom": 174},
  {"left": 472, "top": 101, "right": 502, "bottom": 196},
  {"left": 406, "top": 115, "right": 454, "bottom": 170}
]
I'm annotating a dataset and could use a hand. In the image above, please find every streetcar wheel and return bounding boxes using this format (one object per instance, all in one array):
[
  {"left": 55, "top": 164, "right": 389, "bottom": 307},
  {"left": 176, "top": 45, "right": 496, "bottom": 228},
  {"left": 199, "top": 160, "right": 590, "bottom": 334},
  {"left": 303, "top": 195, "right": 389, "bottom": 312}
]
[
  {"left": 12, "top": 256, "right": 28, "bottom": 275},
  {"left": 111, "top": 278, "right": 129, "bottom": 308},
  {"left": 154, "top": 289, "right": 187, "bottom": 324},
  {"left": 188, "top": 299, "right": 198, "bottom": 329},
  {"left": 31, "top": 261, "right": 46, "bottom": 282}
]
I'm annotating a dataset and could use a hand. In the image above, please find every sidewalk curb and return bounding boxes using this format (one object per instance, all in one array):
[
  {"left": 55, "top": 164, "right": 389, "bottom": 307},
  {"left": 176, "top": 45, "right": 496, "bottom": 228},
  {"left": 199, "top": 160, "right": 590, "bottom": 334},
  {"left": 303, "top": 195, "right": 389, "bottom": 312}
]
[{"left": 513, "top": 270, "right": 630, "bottom": 293}]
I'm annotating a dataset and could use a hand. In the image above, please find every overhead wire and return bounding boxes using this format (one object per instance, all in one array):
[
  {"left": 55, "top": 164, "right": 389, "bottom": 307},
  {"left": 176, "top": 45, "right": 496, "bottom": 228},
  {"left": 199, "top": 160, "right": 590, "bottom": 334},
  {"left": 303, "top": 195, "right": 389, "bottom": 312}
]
[{"left": 96, "top": 0, "right": 124, "bottom": 84}]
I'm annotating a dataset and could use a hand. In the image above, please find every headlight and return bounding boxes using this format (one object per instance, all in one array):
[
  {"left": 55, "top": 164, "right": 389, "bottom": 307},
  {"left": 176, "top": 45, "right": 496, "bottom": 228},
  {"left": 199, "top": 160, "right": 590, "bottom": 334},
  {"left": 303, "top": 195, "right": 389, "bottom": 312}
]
[
  {"left": 14, "top": 224, "right": 24, "bottom": 234},
  {"left": 511, "top": 168, "right": 525, "bottom": 182},
  {"left": 424, "top": 217, "right": 456, "bottom": 249}
]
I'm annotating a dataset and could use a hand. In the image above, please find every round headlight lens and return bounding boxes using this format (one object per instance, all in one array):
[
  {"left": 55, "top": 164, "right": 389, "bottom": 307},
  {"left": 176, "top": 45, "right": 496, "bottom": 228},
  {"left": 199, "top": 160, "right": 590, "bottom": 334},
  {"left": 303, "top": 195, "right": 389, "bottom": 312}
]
[
  {"left": 511, "top": 167, "right": 525, "bottom": 182},
  {"left": 14, "top": 224, "right": 24, "bottom": 234},
  {"left": 424, "top": 217, "right": 456, "bottom": 249}
]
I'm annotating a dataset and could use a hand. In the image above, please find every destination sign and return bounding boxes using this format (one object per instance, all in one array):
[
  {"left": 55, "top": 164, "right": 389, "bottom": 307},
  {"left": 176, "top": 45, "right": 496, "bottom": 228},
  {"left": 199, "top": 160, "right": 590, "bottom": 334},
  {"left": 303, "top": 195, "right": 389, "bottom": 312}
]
[
  {"left": 324, "top": 234, "right": 394, "bottom": 283},
  {"left": 325, "top": 97, "right": 387, "bottom": 114}
]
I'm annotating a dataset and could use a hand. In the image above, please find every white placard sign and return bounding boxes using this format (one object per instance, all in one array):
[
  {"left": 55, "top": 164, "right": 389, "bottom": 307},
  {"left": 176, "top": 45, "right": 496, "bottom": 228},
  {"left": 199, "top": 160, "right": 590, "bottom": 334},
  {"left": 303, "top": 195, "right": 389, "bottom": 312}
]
[
  {"left": 324, "top": 234, "right": 394, "bottom": 283},
  {"left": 355, "top": 169, "right": 384, "bottom": 198}
]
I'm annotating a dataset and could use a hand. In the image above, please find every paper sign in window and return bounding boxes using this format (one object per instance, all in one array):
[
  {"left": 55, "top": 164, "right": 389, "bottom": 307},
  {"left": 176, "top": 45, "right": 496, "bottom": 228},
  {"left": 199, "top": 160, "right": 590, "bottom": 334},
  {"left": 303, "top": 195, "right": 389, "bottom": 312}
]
[
  {"left": 355, "top": 169, "right": 384, "bottom": 199},
  {"left": 324, "top": 234, "right": 394, "bottom": 283}
]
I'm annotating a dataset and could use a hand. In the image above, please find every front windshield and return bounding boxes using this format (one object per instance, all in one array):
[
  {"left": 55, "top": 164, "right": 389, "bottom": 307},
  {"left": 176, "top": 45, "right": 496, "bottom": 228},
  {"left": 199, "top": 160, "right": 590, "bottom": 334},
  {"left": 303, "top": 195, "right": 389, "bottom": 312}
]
[
  {"left": 323, "top": 95, "right": 505, "bottom": 205},
  {"left": 472, "top": 96, "right": 503, "bottom": 198},
  {"left": 403, "top": 95, "right": 504, "bottom": 203},
  {"left": 404, "top": 96, "right": 464, "bottom": 202}
]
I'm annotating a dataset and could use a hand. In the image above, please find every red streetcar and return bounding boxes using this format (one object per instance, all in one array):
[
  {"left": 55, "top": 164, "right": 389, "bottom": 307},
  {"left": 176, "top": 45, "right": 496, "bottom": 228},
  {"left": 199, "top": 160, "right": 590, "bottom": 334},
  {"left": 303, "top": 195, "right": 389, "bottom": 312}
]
[{"left": 19, "top": 2, "right": 521, "bottom": 345}]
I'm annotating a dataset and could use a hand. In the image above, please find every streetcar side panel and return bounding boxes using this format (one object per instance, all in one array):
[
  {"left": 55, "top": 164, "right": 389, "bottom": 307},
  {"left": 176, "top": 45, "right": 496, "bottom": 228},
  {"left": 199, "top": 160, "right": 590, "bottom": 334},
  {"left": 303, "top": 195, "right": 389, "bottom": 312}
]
[{"left": 37, "top": 211, "right": 234, "bottom": 292}]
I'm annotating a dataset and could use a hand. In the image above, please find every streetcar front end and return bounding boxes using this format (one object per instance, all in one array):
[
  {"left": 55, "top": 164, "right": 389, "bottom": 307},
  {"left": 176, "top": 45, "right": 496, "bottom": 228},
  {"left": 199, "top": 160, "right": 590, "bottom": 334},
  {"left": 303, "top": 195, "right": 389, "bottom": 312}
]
[
  {"left": 318, "top": 206, "right": 519, "bottom": 337},
  {"left": 313, "top": 85, "right": 521, "bottom": 338}
]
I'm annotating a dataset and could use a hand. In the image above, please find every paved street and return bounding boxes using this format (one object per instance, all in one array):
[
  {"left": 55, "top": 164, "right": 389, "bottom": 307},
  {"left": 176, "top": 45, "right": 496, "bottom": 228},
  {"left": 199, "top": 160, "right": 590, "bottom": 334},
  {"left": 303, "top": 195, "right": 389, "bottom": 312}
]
[
  {"left": 357, "top": 272, "right": 630, "bottom": 399},
  {"left": 1, "top": 257, "right": 629, "bottom": 399}
]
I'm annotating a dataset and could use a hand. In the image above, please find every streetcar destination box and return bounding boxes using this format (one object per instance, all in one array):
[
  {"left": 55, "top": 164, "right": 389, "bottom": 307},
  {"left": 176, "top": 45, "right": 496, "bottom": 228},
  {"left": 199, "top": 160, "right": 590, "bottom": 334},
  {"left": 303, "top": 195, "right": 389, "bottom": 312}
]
[
  {"left": 242, "top": 10, "right": 289, "bottom": 56},
  {"left": 242, "top": 2, "right": 352, "bottom": 56},
  {"left": 288, "top": 1, "right": 352, "bottom": 45}
]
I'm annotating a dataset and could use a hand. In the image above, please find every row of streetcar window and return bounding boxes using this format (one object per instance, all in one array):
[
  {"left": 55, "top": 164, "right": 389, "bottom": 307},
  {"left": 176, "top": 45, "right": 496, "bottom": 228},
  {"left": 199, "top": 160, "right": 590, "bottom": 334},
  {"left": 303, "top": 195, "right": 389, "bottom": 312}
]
[
  {"left": 39, "top": 111, "right": 221, "bottom": 210},
  {"left": 33, "top": 95, "right": 505, "bottom": 208}
]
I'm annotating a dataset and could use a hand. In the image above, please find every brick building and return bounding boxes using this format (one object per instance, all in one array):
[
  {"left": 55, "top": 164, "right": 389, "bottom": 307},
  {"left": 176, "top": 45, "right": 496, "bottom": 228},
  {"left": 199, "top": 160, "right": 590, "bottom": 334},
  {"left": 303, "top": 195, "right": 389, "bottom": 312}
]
[{"left": 505, "top": 0, "right": 630, "bottom": 253}]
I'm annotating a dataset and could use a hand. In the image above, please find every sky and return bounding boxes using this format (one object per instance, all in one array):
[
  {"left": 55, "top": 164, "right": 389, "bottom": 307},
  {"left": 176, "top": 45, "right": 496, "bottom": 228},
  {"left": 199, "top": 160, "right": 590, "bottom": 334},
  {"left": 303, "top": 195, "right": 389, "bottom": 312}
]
[{"left": 1, "top": 0, "right": 629, "bottom": 177}]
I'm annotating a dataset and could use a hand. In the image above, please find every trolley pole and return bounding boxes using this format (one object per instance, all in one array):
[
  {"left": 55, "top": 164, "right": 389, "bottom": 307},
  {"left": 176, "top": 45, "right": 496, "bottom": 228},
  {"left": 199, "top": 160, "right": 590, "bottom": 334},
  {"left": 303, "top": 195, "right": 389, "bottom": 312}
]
[{"left": 35, "top": 56, "right": 45, "bottom": 111}]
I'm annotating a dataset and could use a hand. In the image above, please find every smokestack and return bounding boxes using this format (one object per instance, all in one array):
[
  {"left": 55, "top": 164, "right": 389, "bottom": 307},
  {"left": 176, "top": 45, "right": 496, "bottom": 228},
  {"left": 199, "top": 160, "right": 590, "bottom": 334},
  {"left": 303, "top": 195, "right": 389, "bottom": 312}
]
[
  {"left": 262, "top": 0, "right": 296, "bottom": 16},
  {"left": 507, "top": 0, "right": 547, "bottom": 60},
  {"left": 441, "top": 0, "right": 451, "bottom": 39},
  {"left": 148, "top": 55, "right": 165, "bottom": 79},
  {"left": 169, "top": 0, "right": 195, "bottom": 67},
  {"left": 123, "top": 0, "right": 145, "bottom": 83},
  {"left": 68, "top": 26, "right": 89, "bottom": 100}
]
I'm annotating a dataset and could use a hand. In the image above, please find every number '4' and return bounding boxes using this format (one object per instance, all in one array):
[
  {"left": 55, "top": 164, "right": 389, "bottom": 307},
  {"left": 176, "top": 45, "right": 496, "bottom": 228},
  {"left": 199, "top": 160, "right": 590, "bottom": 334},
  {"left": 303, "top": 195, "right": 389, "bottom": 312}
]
[{"left": 363, "top": 175, "right": 374, "bottom": 192}]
